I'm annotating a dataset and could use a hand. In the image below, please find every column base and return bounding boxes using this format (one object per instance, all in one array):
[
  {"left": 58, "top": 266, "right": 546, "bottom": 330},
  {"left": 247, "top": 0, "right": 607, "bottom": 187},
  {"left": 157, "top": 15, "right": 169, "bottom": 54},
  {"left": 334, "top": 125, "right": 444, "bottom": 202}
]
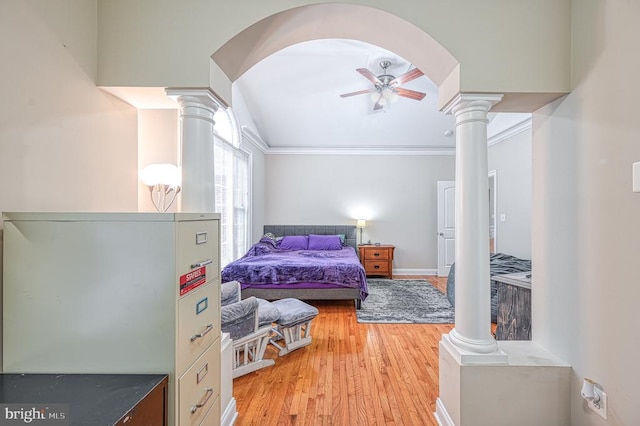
[
  {"left": 444, "top": 331, "right": 507, "bottom": 364},
  {"left": 437, "top": 339, "right": 571, "bottom": 426},
  {"left": 434, "top": 398, "right": 455, "bottom": 426}
]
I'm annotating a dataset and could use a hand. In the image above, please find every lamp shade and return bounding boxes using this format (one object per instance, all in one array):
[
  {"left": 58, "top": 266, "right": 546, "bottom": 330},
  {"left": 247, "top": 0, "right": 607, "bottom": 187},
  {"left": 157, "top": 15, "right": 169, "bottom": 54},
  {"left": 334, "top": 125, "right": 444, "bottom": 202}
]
[
  {"left": 139, "top": 163, "right": 181, "bottom": 187},
  {"left": 356, "top": 219, "right": 366, "bottom": 229}
]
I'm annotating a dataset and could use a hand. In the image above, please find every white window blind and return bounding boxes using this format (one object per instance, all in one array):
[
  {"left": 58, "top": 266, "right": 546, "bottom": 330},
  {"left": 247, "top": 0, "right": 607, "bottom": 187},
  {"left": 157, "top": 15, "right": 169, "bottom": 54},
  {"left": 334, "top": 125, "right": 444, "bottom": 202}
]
[{"left": 214, "top": 108, "right": 249, "bottom": 267}]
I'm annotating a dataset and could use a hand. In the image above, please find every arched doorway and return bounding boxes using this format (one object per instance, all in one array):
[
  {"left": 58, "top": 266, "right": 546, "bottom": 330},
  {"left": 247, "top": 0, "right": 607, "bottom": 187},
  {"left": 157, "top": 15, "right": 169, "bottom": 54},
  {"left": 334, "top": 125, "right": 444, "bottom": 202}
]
[{"left": 210, "top": 3, "right": 460, "bottom": 109}]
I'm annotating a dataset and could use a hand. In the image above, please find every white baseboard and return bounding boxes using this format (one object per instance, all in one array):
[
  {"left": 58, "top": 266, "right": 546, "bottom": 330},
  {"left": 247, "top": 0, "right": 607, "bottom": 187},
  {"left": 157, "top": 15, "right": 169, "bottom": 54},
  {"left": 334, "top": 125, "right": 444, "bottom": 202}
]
[
  {"left": 394, "top": 268, "right": 438, "bottom": 276},
  {"left": 221, "top": 397, "right": 238, "bottom": 426},
  {"left": 435, "top": 398, "right": 455, "bottom": 426}
]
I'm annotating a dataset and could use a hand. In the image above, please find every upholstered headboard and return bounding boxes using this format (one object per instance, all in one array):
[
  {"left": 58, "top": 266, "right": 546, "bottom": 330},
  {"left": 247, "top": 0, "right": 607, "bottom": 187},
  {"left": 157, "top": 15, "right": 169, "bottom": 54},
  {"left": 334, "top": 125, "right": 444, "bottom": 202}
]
[{"left": 263, "top": 225, "right": 358, "bottom": 251}]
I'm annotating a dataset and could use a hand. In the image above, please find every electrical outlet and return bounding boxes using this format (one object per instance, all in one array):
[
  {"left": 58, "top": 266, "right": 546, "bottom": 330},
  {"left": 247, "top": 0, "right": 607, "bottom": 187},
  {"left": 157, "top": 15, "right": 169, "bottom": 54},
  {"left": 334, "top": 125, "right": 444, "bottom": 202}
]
[{"left": 588, "top": 388, "right": 607, "bottom": 420}]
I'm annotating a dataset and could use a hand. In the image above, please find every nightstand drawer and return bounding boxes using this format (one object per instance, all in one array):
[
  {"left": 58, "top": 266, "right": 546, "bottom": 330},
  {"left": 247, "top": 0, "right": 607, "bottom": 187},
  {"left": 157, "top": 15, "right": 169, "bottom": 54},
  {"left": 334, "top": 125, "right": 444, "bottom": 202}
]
[
  {"left": 364, "top": 261, "right": 390, "bottom": 276},
  {"left": 359, "top": 244, "right": 395, "bottom": 279},
  {"left": 364, "top": 249, "right": 390, "bottom": 260}
]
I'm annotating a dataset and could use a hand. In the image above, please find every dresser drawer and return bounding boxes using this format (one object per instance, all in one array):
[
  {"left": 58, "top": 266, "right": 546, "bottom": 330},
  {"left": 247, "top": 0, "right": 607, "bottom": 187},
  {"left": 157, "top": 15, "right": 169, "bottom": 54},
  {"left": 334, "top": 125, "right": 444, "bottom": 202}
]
[
  {"left": 364, "top": 248, "right": 390, "bottom": 260},
  {"left": 364, "top": 261, "right": 390, "bottom": 276},
  {"left": 178, "top": 340, "right": 220, "bottom": 426},
  {"left": 177, "top": 283, "right": 221, "bottom": 376},
  {"left": 177, "top": 220, "right": 219, "bottom": 296}
]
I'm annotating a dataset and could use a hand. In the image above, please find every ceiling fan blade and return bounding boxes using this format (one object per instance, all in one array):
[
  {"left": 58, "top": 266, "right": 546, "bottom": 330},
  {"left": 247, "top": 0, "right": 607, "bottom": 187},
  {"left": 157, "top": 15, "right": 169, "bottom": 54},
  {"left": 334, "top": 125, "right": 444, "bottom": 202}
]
[
  {"left": 389, "top": 68, "right": 424, "bottom": 87},
  {"left": 339, "top": 88, "right": 377, "bottom": 98},
  {"left": 395, "top": 87, "right": 427, "bottom": 101},
  {"left": 356, "top": 68, "right": 382, "bottom": 85}
]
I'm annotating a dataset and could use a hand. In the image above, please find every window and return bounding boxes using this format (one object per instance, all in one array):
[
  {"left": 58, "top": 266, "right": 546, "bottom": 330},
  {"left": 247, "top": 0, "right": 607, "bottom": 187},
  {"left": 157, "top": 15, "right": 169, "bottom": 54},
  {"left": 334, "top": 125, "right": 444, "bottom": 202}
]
[{"left": 213, "top": 107, "right": 250, "bottom": 267}]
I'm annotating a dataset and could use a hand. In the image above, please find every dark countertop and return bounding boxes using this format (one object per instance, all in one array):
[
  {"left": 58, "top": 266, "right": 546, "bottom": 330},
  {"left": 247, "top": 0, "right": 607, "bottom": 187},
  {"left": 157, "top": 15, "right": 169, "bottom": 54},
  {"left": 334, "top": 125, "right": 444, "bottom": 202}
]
[
  {"left": 491, "top": 271, "right": 532, "bottom": 289},
  {"left": 0, "top": 374, "right": 167, "bottom": 425}
]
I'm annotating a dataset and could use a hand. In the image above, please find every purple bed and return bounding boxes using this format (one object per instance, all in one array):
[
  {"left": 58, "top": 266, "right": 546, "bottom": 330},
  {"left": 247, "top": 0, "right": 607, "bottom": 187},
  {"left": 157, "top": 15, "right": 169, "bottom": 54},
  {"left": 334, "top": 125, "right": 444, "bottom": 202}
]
[{"left": 221, "top": 225, "right": 368, "bottom": 309}]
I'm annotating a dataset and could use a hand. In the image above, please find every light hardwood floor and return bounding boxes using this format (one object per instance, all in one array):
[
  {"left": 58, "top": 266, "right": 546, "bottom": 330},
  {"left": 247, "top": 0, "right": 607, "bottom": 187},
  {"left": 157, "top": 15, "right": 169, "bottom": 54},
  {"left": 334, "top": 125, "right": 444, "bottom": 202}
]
[{"left": 232, "top": 276, "right": 453, "bottom": 426}]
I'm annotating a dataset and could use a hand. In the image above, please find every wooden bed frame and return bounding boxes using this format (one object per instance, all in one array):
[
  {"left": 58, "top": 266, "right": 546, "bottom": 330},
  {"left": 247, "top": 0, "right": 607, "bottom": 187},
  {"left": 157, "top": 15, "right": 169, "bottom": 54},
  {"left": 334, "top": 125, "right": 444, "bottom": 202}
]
[{"left": 240, "top": 225, "right": 363, "bottom": 309}]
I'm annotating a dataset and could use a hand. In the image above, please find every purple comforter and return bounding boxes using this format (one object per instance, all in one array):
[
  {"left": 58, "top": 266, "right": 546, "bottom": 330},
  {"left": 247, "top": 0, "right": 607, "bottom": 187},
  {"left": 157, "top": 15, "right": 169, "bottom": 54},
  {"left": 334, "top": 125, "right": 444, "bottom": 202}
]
[{"left": 221, "top": 242, "right": 368, "bottom": 299}]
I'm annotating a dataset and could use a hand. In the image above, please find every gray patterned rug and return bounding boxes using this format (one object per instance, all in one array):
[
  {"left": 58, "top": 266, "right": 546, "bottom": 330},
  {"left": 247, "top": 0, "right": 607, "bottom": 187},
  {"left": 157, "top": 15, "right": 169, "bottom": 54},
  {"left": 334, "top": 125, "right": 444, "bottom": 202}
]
[{"left": 357, "top": 279, "right": 455, "bottom": 324}]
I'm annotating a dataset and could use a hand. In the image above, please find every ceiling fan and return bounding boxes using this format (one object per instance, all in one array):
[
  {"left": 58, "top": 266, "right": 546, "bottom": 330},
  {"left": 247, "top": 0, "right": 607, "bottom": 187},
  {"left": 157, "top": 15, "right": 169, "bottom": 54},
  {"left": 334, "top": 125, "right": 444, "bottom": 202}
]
[{"left": 340, "top": 60, "right": 426, "bottom": 110}]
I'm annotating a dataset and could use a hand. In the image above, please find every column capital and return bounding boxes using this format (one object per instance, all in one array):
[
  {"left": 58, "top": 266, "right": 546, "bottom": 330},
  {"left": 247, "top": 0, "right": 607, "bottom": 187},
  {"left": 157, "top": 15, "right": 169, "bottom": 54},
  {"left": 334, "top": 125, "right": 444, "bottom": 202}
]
[
  {"left": 442, "top": 93, "right": 504, "bottom": 116},
  {"left": 165, "top": 87, "right": 225, "bottom": 112}
]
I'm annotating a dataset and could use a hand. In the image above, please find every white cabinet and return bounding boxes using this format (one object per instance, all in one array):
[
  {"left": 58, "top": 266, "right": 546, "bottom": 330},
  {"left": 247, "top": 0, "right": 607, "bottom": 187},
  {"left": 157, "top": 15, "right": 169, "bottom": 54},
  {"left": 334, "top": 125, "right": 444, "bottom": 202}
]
[{"left": 2, "top": 212, "right": 221, "bottom": 426}]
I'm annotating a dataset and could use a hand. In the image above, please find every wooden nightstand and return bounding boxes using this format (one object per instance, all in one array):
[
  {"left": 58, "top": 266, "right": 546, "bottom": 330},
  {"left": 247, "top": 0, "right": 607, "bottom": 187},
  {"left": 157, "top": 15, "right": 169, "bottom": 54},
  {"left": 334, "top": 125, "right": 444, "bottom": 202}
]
[{"left": 358, "top": 244, "right": 395, "bottom": 278}]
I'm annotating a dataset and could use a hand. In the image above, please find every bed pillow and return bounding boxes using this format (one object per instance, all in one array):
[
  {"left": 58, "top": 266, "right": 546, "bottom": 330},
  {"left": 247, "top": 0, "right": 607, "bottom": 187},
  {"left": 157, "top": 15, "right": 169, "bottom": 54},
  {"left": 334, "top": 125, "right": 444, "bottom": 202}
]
[
  {"left": 259, "top": 232, "right": 279, "bottom": 247},
  {"left": 308, "top": 234, "right": 343, "bottom": 250},
  {"left": 279, "top": 235, "right": 309, "bottom": 250}
]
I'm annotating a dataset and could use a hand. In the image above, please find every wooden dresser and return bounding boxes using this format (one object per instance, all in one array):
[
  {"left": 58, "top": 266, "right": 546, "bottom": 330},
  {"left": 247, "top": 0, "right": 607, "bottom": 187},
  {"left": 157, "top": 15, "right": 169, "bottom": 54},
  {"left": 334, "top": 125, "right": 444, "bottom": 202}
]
[
  {"left": 2, "top": 212, "right": 221, "bottom": 426},
  {"left": 493, "top": 271, "right": 532, "bottom": 340},
  {"left": 358, "top": 244, "right": 395, "bottom": 278}
]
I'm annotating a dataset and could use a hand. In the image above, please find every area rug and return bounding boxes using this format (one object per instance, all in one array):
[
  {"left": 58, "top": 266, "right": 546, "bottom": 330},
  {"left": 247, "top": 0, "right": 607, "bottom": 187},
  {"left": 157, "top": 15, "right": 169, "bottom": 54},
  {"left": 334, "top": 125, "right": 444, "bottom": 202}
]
[{"left": 357, "top": 279, "right": 455, "bottom": 324}]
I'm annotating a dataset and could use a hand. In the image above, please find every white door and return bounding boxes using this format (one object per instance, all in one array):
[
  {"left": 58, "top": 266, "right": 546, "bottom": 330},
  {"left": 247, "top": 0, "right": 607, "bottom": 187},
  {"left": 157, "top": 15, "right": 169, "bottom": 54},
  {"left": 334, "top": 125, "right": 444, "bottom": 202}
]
[{"left": 437, "top": 181, "right": 456, "bottom": 276}]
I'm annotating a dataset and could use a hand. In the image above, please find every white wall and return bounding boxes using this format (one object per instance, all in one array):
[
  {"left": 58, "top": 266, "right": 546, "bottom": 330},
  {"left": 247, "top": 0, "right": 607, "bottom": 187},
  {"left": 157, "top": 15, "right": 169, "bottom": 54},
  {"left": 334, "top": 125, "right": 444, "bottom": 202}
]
[
  {"left": 97, "top": 0, "right": 571, "bottom": 110},
  {"left": 0, "top": 0, "right": 138, "bottom": 369},
  {"left": 137, "top": 109, "right": 179, "bottom": 212},
  {"left": 533, "top": 0, "right": 640, "bottom": 424},
  {"left": 265, "top": 154, "right": 455, "bottom": 272},
  {"left": 488, "top": 128, "right": 532, "bottom": 259},
  {"left": 0, "top": 0, "right": 138, "bottom": 217}
]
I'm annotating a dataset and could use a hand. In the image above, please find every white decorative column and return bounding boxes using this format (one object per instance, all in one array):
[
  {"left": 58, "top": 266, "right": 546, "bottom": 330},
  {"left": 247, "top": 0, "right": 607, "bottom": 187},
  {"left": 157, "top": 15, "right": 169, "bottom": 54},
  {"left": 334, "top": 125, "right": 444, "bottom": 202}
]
[
  {"left": 435, "top": 93, "right": 506, "bottom": 426},
  {"left": 442, "top": 93, "right": 506, "bottom": 361},
  {"left": 435, "top": 94, "right": 572, "bottom": 426},
  {"left": 166, "top": 88, "right": 221, "bottom": 213}
]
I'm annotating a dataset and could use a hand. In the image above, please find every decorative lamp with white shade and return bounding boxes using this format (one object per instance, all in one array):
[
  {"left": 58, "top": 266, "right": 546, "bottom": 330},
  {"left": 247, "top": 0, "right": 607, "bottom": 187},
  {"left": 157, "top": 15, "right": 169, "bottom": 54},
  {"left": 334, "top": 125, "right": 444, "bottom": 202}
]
[
  {"left": 356, "top": 219, "right": 366, "bottom": 245},
  {"left": 139, "top": 163, "right": 181, "bottom": 212}
]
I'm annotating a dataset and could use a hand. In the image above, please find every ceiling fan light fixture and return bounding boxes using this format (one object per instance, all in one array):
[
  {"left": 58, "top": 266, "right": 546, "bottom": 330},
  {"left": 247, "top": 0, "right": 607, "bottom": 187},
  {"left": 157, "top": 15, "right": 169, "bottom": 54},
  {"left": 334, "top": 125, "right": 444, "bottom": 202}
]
[
  {"left": 381, "top": 88, "right": 398, "bottom": 103},
  {"left": 339, "top": 61, "right": 426, "bottom": 110}
]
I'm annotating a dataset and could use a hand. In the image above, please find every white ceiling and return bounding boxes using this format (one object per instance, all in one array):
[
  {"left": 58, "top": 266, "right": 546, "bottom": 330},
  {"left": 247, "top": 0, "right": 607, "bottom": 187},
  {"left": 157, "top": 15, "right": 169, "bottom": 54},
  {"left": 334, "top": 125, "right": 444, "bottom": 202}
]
[{"left": 235, "top": 39, "right": 530, "bottom": 153}]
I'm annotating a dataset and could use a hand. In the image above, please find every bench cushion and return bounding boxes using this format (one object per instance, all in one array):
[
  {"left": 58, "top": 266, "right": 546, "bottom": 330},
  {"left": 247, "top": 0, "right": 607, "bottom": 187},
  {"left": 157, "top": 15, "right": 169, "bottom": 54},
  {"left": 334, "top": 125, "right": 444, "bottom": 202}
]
[
  {"left": 271, "top": 298, "right": 319, "bottom": 328},
  {"left": 257, "top": 298, "right": 280, "bottom": 327}
]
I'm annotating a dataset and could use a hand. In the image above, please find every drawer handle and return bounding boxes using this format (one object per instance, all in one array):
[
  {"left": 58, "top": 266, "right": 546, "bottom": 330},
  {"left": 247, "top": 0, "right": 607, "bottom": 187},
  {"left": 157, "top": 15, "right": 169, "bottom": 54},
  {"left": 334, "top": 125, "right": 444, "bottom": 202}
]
[
  {"left": 191, "top": 258, "right": 213, "bottom": 269},
  {"left": 374, "top": 252, "right": 380, "bottom": 257},
  {"left": 190, "top": 387, "right": 214, "bottom": 414},
  {"left": 374, "top": 265, "right": 380, "bottom": 269},
  {"left": 190, "top": 324, "right": 214, "bottom": 342},
  {"left": 195, "top": 231, "right": 208, "bottom": 245}
]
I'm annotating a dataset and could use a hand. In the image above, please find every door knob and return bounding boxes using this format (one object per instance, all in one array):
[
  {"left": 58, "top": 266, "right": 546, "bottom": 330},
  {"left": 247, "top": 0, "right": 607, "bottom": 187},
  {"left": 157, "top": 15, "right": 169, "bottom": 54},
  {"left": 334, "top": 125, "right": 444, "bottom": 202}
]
[{"left": 438, "top": 232, "right": 445, "bottom": 237}]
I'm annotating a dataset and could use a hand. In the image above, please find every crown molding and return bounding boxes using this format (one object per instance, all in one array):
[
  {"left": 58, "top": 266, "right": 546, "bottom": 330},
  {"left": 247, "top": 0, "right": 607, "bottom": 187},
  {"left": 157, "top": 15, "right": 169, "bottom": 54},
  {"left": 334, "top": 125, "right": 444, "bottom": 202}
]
[
  {"left": 241, "top": 126, "right": 269, "bottom": 153},
  {"left": 265, "top": 146, "right": 455, "bottom": 156},
  {"left": 239, "top": 126, "right": 455, "bottom": 155},
  {"left": 487, "top": 118, "right": 532, "bottom": 146}
]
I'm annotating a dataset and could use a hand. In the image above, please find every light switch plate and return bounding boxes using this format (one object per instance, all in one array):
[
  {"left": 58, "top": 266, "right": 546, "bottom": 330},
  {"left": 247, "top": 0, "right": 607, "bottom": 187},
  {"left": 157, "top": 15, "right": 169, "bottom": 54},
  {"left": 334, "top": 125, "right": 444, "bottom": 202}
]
[{"left": 633, "top": 162, "right": 640, "bottom": 192}]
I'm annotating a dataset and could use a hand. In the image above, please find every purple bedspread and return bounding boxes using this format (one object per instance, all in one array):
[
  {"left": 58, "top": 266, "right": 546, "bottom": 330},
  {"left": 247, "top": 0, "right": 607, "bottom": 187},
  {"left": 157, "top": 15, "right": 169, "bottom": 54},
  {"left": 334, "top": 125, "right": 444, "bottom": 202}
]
[{"left": 221, "top": 242, "right": 368, "bottom": 300}]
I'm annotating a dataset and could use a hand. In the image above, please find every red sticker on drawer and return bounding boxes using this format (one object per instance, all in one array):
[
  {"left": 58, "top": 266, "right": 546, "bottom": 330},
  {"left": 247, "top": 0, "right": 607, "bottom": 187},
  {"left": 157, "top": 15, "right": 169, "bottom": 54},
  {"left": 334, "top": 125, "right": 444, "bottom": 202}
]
[{"left": 180, "top": 266, "right": 207, "bottom": 296}]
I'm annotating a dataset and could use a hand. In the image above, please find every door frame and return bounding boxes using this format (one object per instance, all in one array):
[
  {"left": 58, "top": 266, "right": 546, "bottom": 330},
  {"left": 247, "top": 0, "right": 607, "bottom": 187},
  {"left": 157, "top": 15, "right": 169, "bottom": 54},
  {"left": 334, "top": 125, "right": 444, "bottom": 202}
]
[
  {"left": 489, "top": 169, "right": 498, "bottom": 253},
  {"left": 437, "top": 180, "right": 456, "bottom": 277}
]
